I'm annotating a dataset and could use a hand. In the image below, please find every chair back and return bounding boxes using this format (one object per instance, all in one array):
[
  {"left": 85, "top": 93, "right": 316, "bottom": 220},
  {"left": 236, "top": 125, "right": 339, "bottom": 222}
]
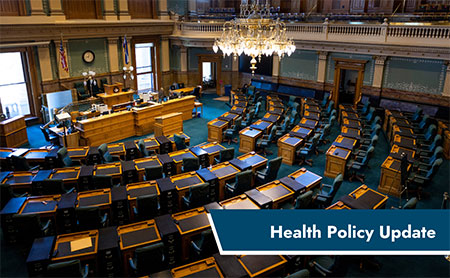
[
  {"left": 428, "top": 135, "right": 442, "bottom": 152},
  {"left": 40, "top": 126, "right": 51, "bottom": 142},
  {"left": 196, "top": 229, "right": 217, "bottom": 256},
  {"left": 294, "top": 191, "right": 313, "bottom": 209},
  {"left": 310, "top": 134, "right": 320, "bottom": 149},
  {"left": 372, "top": 124, "right": 381, "bottom": 137},
  {"left": 76, "top": 206, "right": 102, "bottom": 230},
  {"left": 186, "top": 183, "right": 210, "bottom": 208},
  {"left": 11, "top": 155, "right": 31, "bottom": 171},
  {"left": 93, "top": 175, "right": 113, "bottom": 189},
  {"left": 361, "top": 101, "right": 370, "bottom": 115},
  {"left": 134, "top": 242, "right": 165, "bottom": 276},
  {"left": 362, "top": 146, "right": 375, "bottom": 165},
  {"left": 403, "top": 197, "right": 418, "bottom": 209},
  {"left": 331, "top": 173, "right": 344, "bottom": 194},
  {"left": 366, "top": 107, "right": 376, "bottom": 121},
  {"left": 255, "top": 102, "right": 261, "bottom": 116},
  {"left": 268, "top": 125, "right": 277, "bottom": 141},
  {"left": 320, "top": 124, "right": 331, "bottom": 140},
  {"left": 58, "top": 147, "right": 73, "bottom": 167},
  {"left": 370, "top": 135, "right": 379, "bottom": 147},
  {"left": 431, "top": 146, "right": 444, "bottom": 162},
  {"left": 426, "top": 158, "right": 443, "bottom": 179},
  {"left": 42, "top": 179, "right": 65, "bottom": 194},
  {"left": 247, "top": 85, "right": 255, "bottom": 95},
  {"left": 138, "top": 139, "right": 149, "bottom": 157},
  {"left": 145, "top": 165, "right": 164, "bottom": 181},
  {"left": 174, "top": 134, "right": 186, "bottom": 150},
  {"left": 0, "top": 183, "right": 15, "bottom": 210},
  {"left": 328, "top": 115, "right": 336, "bottom": 126},
  {"left": 182, "top": 157, "right": 200, "bottom": 172},
  {"left": 47, "top": 259, "right": 84, "bottom": 277},
  {"left": 266, "top": 157, "right": 282, "bottom": 180},
  {"left": 98, "top": 143, "right": 113, "bottom": 163},
  {"left": 418, "top": 114, "right": 430, "bottom": 130},
  {"left": 136, "top": 194, "right": 159, "bottom": 220},
  {"left": 424, "top": 124, "right": 437, "bottom": 141},
  {"left": 371, "top": 116, "right": 381, "bottom": 127},
  {"left": 235, "top": 170, "right": 253, "bottom": 193},
  {"left": 292, "top": 102, "right": 300, "bottom": 113},
  {"left": 411, "top": 107, "right": 423, "bottom": 122},
  {"left": 321, "top": 93, "right": 329, "bottom": 108},
  {"left": 192, "top": 87, "right": 201, "bottom": 98},
  {"left": 218, "top": 148, "right": 234, "bottom": 162},
  {"left": 13, "top": 213, "right": 46, "bottom": 242},
  {"left": 326, "top": 101, "right": 334, "bottom": 114}
]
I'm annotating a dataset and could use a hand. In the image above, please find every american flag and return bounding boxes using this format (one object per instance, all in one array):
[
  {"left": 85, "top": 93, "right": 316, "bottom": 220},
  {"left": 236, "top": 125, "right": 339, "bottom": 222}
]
[{"left": 59, "top": 39, "right": 68, "bottom": 73}]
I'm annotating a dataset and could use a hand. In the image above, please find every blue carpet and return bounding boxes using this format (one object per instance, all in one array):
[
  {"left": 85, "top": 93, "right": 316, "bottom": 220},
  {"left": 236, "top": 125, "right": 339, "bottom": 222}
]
[{"left": 7, "top": 93, "right": 449, "bottom": 277}]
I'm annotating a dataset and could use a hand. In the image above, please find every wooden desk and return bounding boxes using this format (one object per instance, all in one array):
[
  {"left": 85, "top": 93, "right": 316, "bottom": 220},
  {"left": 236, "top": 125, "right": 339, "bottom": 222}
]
[
  {"left": 0, "top": 116, "right": 28, "bottom": 147},
  {"left": 117, "top": 219, "right": 162, "bottom": 275},
  {"left": 392, "top": 135, "right": 416, "bottom": 150},
  {"left": 288, "top": 168, "right": 323, "bottom": 193},
  {"left": 94, "top": 162, "right": 122, "bottom": 184},
  {"left": 77, "top": 189, "right": 111, "bottom": 210},
  {"left": 52, "top": 230, "right": 98, "bottom": 265},
  {"left": 134, "top": 137, "right": 160, "bottom": 154},
  {"left": 126, "top": 181, "right": 160, "bottom": 220},
  {"left": 230, "top": 105, "right": 246, "bottom": 115},
  {"left": 298, "top": 118, "right": 318, "bottom": 130},
  {"left": 338, "top": 104, "right": 356, "bottom": 122},
  {"left": 332, "top": 135, "right": 357, "bottom": 151},
  {"left": 342, "top": 118, "right": 361, "bottom": 130},
  {"left": 250, "top": 120, "right": 273, "bottom": 134},
  {"left": 219, "top": 194, "right": 260, "bottom": 210},
  {"left": 76, "top": 110, "right": 135, "bottom": 146},
  {"left": 23, "top": 149, "right": 50, "bottom": 165},
  {"left": 261, "top": 113, "right": 280, "bottom": 124},
  {"left": 98, "top": 91, "right": 135, "bottom": 108},
  {"left": 277, "top": 134, "right": 303, "bottom": 165},
  {"left": 390, "top": 144, "right": 416, "bottom": 163},
  {"left": 199, "top": 142, "right": 226, "bottom": 165},
  {"left": 171, "top": 257, "right": 224, "bottom": 278},
  {"left": 239, "top": 127, "right": 262, "bottom": 153},
  {"left": 161, "top": 96, "right": 195, "bottom": 121},
  {"left": 218, "top": 112, "right": 240, "bottom": 125},
  {"left": 67, "top": 147, "right": 89, "bottom": 163},
  {"left": 326, "top": 201, "right": 351, "bottom": 210},
  {"left": 1, "top": 171, "right": 35, "bottom": 193},
  {"left": 345, "top": 184, "right": 388, "bottom": 209},
  {"left": 256, "top": 180, "right": 294, "bottom": 209},
  {"left": 169, "top": 149, "right": 197, "bottom": 174},
  {"left": 378, "top": 156, "right": 411, "bottom": 198},
  {"left": 18, "top": 195, "right": 60, "bottom": 219},
  {"left": 134, "top": 156, "right": 162, "bottom": 181},
  {"left": 268, "top": 106, "right": 283, "bottom": 115},
  {"left": 391, "top": 125, "right": 415, "bottom": 142},
  {"left": 236, "top": 152, "right": 267, "bottom": 173},
  {"left": 172, "top": 207, "right": 210, "bottom": 261},
  {"left": 49, "top": 126, "right": 80, "bottom": 148},
  {"left": 304, "top": 111, "right": 320, "bottom": 121},
  {"left": 50, "top": 167, "right": 80, "bottom": 189},
  {"left": 210, "top": 162, "right": 240, "bottom": 200},
  {"left": 341, "top": 110, "right": 359, "bottom": 123},
  {"left": 171, "top": 171, "right": 205, "bottom": 208},
  {"left": 171, "top": 87, "right": 196, "bottom": 96},
  {"left": 154, "top": 112, "right": 183, "bottom": 137},
  {"left": 341, "top": 126, "right": 361, "bottom": 140},
  {"left": 237, "top": 255, "right": 287, "bottom": 278},
  {"left": 208, "top": 119, "right": 228, "bottom": 143},
  {"left": 324, "top": 146, "right": 351, "bottom": 178},
  {"left": 132, "top": 103, "right": 162, "bottom": 135},
  {"left": 106, "top": 143, "right": 125, "bottom": 157},
  {"left": 290, "top": 126, "right": 313, "bottom": 139}
]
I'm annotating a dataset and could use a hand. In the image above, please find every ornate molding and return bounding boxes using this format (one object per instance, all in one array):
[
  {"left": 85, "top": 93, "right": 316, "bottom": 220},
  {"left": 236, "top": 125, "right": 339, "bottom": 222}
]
[
  {"left": 318, "top": 51, "right": 328, "bottom": 60},
  {"left": 373, "top": 55, "right": 387, "bottom": 65}
]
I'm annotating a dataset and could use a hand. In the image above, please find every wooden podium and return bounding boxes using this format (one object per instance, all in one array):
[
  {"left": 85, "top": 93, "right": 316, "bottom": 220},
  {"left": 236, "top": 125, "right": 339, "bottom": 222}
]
[
  {"left": 154, "top": 112, "right": 183, "bottom": 136},
  {"left": 103, "top": 83, "right": 123, "bottom": 95},
  {"left": 0, "top": 116, "right": 28, "bottom": 147}
]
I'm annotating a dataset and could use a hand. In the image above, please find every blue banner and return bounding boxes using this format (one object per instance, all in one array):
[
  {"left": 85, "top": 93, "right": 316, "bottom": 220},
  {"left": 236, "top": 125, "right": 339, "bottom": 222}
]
[{"left": 208, "top": 210, "right": 450, "bottom": 255}]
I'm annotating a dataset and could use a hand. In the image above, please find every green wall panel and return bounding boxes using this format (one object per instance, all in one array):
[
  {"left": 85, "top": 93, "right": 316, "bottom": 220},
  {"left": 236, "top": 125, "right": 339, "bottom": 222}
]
[
  {"left": 280, "top": 50, "right": 318, "bottom": 81},
  {"left": 188, "top": 47, "right": 214, "bottom": 70},
  {"left": 382, "top": 57, "right": 446, "bottom": 95},
  {"left": 67, "top": 38, "right": 109, "bottom": 77},
  {"left": 170, "top": 45, "right": 181, "bottom": 71},
  {"left": 325, "top": 53, "right": 374, "bottom": 85}
]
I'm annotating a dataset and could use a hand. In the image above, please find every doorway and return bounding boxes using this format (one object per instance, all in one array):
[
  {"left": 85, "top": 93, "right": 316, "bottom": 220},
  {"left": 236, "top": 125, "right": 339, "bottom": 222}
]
[
  {"left": 338, "top": 69, "right": 358, "bottom": 105},
  {"left": 202, "top": 62, "right": 216, "bottom": 90},
  {"left": 198, "top": 54, "right": 222, "bottom": 96},
  {"left": 332, "top": 58, "right": 367, "bottom": 108}
]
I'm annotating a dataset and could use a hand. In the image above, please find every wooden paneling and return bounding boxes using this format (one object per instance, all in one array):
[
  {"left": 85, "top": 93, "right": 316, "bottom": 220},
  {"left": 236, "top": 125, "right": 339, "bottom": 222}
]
[
  {"left": 0, "top": 0, "right": 26, "bottom": 16},
  {"left": 128, "top": 0, "right": 157, "bottom": 19},
  {"left": 63, "top": 0, "right": 103, "bottom": 19}
]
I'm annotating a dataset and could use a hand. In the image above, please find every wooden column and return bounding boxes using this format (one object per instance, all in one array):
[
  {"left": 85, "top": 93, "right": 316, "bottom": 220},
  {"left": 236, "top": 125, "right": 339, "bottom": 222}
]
[
  {"left": 317, "top": 51, "right": 328, "bottom": 83},
  {"left": 272, "top": 54, "right": 280, "bottom": 77},
  {"left": 118, "top": 0, "right": 131, "bottom": 20},
  {"left": 161, "top": 37, "right": 171, "bottom": 90},
  {"left": 443, "top": 61, "right": 450, "bottom": 97},
  {"left": 372, "top": 55, "right": 387, "bottom": 88},
  {"left": 56, "top": 40, "right": 70, "bottom": 79},
  {"left": 188, "top": 0, "right": 197, "bottom": 16},
  {"left": 107, "top": 37, "right": 119, "bottom": 72},
  {"left": 37, "top": 44, "right": 54, "bottom": 81},
  {"left": 104, "top": 0, "right": 117, "bottom": 20},
  {"left": 49, "top": 0, "right": 65, "bottom": 19},
  {"left": 232, "top": 55, "right": 239, "bottom": 89},
  {"left": 30, "top": 0, "right": 46, "bottom": 16},
  {"left": 158, "top": 0, "right": 170, "bottom": 19},
  {"left": 179, "top": 46, "right": 188, "bottom": 86}
]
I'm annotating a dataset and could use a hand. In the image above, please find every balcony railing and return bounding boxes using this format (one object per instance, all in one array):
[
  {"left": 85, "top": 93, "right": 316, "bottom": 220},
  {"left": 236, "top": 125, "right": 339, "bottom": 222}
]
[{"left": 175, "top": 21, "right": 450, "bottom": 47}]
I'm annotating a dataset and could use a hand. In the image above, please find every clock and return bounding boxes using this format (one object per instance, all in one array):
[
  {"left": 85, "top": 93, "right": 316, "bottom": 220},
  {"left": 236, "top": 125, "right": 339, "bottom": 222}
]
[
  {"left": 82, "top": 50, "right": 95, "bottom": 63},
  {"left": 113, "top": 86, "right": 120, "bottom": 93}
]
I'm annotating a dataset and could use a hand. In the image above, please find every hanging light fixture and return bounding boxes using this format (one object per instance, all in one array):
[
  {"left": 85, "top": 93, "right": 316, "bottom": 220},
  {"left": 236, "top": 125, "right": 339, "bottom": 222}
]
[{"left": 213, "top": 0, "right": 296, "bottom": 75}]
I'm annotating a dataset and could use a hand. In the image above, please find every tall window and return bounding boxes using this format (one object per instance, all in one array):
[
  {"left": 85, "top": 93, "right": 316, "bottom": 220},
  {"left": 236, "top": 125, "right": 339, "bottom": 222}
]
[
  {"left": 0, "top": 52, "right": 31, "bottom": 117},
  {"left": 135, "top": 43, "right": 157, "bottom": 92}
]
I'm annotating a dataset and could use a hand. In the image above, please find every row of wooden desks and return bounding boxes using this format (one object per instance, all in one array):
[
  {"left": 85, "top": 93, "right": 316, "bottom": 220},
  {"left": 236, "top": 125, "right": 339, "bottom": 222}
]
[{"left": 327, "top": 184, "right": 388, "bottom": 210}]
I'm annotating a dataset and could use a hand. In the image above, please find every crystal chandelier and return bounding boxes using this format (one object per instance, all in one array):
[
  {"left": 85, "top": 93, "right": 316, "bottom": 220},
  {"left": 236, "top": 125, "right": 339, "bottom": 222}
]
[{"left": 213, "top": 0, "right": 296, "bottom": 75}]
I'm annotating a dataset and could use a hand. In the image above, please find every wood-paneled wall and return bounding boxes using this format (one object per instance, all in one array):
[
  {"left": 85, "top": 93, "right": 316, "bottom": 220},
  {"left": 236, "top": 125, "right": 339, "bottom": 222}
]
[
  {"left": 62, "top": 0, "right": 103, "bottom": 19},
  {"left": 128, "top": 0, "right": 157, "bottom": 19},
  {"left": 0, "top": 0, "right": 26, "bottom": 16}
]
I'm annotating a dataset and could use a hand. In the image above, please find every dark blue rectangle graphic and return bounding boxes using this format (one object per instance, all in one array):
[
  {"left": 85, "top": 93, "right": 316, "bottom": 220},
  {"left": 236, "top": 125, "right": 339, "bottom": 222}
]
[{"left": 208, "top": 210, "right": 450, "bottom": 254}]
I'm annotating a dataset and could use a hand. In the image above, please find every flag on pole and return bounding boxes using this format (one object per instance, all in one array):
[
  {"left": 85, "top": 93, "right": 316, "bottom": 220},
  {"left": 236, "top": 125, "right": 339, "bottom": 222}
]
[
  {"left": 123, "top": 35, "right": 129, "bottom": 65},
  {"left": 59, "top": 39, "right": 69, "bottom": 73}
]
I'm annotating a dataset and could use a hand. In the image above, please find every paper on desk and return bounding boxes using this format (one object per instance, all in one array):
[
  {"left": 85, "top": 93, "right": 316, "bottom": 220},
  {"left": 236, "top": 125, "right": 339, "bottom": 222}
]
[{"left": 70, "top": 237, "right": 92, "bottom": 252}]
